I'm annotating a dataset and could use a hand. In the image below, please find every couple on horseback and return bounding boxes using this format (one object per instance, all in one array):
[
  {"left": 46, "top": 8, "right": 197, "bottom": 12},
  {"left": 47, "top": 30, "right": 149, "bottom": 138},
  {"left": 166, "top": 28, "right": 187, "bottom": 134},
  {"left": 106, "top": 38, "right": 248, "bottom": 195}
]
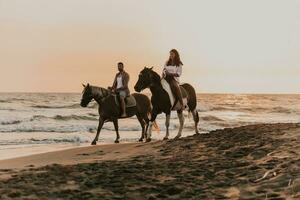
[
  {"left": 81, "top": 48, "right": 198, "bottom": 144},
  {"left": 112, "top": 49, "right": 184, "bottom": 117}
]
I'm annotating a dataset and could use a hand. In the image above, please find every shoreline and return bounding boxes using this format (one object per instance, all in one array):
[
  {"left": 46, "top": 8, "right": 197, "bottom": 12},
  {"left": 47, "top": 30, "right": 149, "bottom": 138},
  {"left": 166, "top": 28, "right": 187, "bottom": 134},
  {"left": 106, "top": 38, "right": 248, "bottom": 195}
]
[
  {"left": 0, "top": 141, "right": 159, "bottom": 170},
  {"left": 0, "top": 143, "right": 91, "bottom": 161},
  {"left": 0, "top": 123, "right": 299, "bottom": 199}
]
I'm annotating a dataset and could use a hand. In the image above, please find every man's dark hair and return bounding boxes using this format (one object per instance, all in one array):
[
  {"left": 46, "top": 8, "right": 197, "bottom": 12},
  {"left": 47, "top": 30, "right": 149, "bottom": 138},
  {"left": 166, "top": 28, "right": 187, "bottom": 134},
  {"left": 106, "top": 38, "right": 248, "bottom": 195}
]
[{"left": 118, "top": 62, "right": 124, "bottom": 66}]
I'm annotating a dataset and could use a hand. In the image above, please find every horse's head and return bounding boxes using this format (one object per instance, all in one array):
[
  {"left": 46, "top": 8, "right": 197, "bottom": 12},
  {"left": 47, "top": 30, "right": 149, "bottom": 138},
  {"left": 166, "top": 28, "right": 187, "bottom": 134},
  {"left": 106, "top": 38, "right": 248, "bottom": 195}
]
[
  {"left": 80, "top": 83, "right": 93, "bottom": 107},
  {"left": 134, "top": 67, "right": 157, "bottom": 92}
]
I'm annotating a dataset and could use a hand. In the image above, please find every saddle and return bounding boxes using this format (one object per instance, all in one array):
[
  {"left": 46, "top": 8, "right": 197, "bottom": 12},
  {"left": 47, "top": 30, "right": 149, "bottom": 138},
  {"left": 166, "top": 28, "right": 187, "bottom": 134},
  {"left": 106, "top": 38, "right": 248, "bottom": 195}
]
[
  {"left": 161, "top": 79, "right": 188, "bottom": 110},
  {"left": 114, "top": 94, "right": 137, "bottom": 108}
]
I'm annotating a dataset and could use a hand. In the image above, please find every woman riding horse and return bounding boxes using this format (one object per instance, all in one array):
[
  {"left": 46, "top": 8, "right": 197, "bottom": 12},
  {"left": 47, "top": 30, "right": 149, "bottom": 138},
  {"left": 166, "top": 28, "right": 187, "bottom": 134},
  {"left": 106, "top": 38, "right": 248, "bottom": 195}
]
[
  {"left": 134, "top": 67, "right": 199, "bottom": 142},
  {"left": 163, "top": 49, "right": 184, "bottom": 110}
]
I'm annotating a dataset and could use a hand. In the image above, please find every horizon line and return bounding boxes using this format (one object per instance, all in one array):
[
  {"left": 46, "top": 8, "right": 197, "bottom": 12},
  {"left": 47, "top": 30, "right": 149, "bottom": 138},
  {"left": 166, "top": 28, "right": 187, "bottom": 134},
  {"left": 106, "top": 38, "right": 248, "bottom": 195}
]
[{"left": 0, "top": 91, "right": 299, "bottom": 95}]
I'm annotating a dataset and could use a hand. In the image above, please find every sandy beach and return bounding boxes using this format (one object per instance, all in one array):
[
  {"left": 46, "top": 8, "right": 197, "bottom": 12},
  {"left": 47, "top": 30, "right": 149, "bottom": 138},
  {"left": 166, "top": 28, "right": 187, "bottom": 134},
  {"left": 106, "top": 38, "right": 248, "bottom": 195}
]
[{"left": 0, "top": 123, "right": 299, "bottom": 199}]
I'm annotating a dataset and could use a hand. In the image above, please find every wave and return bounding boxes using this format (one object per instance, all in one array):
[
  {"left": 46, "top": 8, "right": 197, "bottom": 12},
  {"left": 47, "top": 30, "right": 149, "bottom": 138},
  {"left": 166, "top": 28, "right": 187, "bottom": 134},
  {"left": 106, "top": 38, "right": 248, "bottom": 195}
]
[
  {"left": 1, "top": 120, "right": 22, "bottom": 125},
  {"left": 31, "top": 103, "right": 81, "bottom": 109},
  {"left": 88, "top": 113, "right": 98, "bottom": 117},
  {"left": 28, "top": 136, "right": 90, "bottom": 144},
  {"left": 209, "top": 106, "right": 256, "bottom": 112},
  {"left": 0, "top": 108, "right": 16, "bottom": 111},
  {"left": 53, "top": 115, "right": 97, "bottom": 121},
  {"left": 31, "top": 115, "right": 47, "bottom": 120},
  {"left": 31, "top": 114, "right": 97, "bottom": 121},
  {"left": 0, "top": 136, "right": 91, "bottom": 146},
  {"left": 0, "top": 129, "right": 72, "bottom": 133},
  {"left": 210, "top": 106, "right": 233, "bottom": 111},
  {"left": 31, "top": 102, "right": 98, "bottom": 109},
  {"left": 269, "top": 106, "right": 292, "bottom": 114},
  {"left": 208, "top": 105, "right": 293, "bottom": 114},
  {"left": 201, "top": 115, "right": 224, "bottom": 122},
  {"left": 10, "top": 98, "right": 26, "bottom": 101},
  {"left": 0, "top": 98, "right": 26, "bottom": 103}
]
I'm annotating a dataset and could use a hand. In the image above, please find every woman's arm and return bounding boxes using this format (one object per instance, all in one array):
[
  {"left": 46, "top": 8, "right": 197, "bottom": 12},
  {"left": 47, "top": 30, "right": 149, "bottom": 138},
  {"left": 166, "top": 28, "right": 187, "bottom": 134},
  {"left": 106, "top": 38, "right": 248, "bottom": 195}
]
[
  {"left": 175, "top": 65, "right": 182, "bottom": 77},
  {"left": 162, "top": 65, "right": 167, "bottom": 78},
  {"left": 165, "top": 65, "right": 182, "bottom": 77}
]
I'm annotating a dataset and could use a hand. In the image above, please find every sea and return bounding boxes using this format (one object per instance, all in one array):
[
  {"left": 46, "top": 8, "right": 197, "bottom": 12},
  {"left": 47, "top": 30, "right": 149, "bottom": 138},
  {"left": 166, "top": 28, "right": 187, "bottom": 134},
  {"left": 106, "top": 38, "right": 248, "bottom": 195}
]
[{"left": 0, "top": 93, "right": 300, "bottom": 160}]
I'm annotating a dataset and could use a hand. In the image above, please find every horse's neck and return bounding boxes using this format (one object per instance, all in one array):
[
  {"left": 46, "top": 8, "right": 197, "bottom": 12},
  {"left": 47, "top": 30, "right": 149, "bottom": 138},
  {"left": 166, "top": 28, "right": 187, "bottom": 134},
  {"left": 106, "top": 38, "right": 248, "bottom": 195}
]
[
  {"left": 149, "top": 80, "right": 165, "bottom": 97},
  {"left": 91, "top": 86, "right": 108, "bottom": 104}
]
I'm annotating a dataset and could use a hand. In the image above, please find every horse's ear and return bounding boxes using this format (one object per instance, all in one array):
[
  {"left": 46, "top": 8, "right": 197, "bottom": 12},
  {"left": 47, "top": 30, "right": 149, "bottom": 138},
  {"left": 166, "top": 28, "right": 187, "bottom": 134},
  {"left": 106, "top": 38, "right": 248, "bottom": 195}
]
[
  {"left": 150, "top": 67, "right": 154, "bottom": 70},
  {"left": 87, "top": 83, "right": 90, "bottom": 87},
  {"left": 82, "top": 83, "right": 86, "bottom": 88}
]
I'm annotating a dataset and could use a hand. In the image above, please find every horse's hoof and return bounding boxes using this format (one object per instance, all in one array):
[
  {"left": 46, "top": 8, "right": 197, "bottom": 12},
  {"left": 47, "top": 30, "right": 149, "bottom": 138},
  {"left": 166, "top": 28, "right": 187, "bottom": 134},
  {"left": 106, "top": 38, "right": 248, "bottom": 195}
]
[
  {"left": 163, "top": 137, "right": 169, "bottom": 141},
  {"left": 174, "top": 135, "right": 181, "bottom": 140},
  {"left": 138, "top": 138, "right": 143, "bottom": 142},
  {"left": 91, "top": 141, "right": 97, "bottom": 145},
  {"left": 146, "top": 138, "right": 151, "bottom": 143},
  {"left": 114, "top": 140, "right": 120, "bottom": 144}
]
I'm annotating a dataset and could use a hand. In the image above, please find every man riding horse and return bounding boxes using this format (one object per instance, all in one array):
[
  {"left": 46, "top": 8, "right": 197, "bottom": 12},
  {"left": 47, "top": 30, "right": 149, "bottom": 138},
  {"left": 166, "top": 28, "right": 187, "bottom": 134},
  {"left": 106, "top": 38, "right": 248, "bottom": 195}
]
[{"left": 111, "top": 62, "right": 130, "bottom": 117}]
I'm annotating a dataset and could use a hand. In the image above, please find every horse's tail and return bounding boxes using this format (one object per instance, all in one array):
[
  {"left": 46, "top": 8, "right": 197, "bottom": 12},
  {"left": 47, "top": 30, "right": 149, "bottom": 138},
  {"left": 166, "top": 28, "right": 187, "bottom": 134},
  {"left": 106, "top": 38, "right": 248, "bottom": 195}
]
[
  {"left": 147, "top": 112, "right": 160, "bottom": 133},
  {"left": 152, "top": 121, "right": 160, "bottom": 133},
  {"left": 181, "top": 83, "right": 197, "bottom": 112}
]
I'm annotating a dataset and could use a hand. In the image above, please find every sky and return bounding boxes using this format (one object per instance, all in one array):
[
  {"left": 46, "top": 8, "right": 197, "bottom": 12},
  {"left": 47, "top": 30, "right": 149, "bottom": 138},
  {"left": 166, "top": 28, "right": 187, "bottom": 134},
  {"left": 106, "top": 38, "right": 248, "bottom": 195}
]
[{"left": 0, "top": 0, "right": 300, "bottom": 93}]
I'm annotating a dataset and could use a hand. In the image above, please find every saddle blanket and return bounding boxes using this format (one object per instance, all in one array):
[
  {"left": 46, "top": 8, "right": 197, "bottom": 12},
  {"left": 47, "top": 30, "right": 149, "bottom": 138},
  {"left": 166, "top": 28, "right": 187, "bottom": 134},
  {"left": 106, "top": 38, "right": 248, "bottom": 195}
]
[
  {"left": 115, "top": 95, "right": 136, "bottom": 108},
  {"left": 161, "top": 79, "right": 188, "bottom": 110}
]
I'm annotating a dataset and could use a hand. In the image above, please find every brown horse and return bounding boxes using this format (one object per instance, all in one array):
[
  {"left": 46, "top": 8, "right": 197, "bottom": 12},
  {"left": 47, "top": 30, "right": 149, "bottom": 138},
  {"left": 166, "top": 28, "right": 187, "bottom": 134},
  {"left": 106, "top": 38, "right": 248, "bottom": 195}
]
[
  {"left": 80, "top": 84, "right": 152, "bottom": 144},
  {"left": 134, "top": 67, "right": 199, "bottom": 142}
]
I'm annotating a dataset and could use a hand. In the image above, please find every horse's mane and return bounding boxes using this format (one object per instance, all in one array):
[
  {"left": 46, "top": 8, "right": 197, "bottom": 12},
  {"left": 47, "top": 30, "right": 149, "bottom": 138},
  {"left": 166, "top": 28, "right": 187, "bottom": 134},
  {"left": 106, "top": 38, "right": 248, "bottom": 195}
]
[
  {"left": 90, "top": 85, "right": 107, "bottom": 92},
  {"left": 147, "top": 68, "right": 162, "bottom": 85},
  {"left": 84, "top": 85, "right": 110, "bottom": 99}
]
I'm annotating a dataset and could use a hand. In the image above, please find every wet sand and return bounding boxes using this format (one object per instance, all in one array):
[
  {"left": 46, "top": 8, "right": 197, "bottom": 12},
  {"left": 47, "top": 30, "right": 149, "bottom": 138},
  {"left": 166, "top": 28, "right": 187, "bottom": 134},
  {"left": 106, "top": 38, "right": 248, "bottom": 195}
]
[{"left": 0, "top": 123, "right": 299, "bottom": 199}]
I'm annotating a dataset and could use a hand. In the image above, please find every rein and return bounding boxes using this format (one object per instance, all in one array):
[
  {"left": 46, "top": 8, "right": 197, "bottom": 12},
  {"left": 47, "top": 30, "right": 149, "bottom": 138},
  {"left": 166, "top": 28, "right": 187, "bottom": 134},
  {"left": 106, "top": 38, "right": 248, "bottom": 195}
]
[{"left": 92, "top": 87, "right": 110, "bottom": 103}]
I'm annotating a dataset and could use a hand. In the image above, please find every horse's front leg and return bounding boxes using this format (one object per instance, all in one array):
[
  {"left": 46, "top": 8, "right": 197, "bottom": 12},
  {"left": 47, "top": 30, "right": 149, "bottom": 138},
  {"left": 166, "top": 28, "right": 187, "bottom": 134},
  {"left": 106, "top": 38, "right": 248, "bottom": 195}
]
[
  {"left": 146, "top": 111, "right": 158, "bottom": 142},
  {"left": 113, "top": 118, "right": 120, "bottom": 143},
  {"left": 92, "top": 117, "right": 104, "bottom": 145},
  {"left": 175, "top": 110, "right": 184, "bottom": 139},
  {"left": 163, "top": 113, "right": 171, "bottom": 140},
  {"left": 137, "top": 115, "right": 145, "bottom": 142}
]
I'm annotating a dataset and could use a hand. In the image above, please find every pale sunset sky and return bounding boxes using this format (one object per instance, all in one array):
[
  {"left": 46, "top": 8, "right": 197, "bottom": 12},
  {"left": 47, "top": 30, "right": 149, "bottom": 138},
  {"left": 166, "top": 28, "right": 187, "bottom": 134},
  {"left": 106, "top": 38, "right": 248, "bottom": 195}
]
[{"left": 0, "top": 0, "right": 299, "bottom": 93}]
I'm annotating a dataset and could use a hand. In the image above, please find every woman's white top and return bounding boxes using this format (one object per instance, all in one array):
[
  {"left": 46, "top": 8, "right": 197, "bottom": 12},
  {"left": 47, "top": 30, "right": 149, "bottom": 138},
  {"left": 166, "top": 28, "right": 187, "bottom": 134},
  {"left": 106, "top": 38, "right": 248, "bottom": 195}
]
[
  {"left": 116, "top": 75, "right": 123, "bottom": 89},
  {"left": 163, "top": 64, "right": 182, "bottom": 83}
]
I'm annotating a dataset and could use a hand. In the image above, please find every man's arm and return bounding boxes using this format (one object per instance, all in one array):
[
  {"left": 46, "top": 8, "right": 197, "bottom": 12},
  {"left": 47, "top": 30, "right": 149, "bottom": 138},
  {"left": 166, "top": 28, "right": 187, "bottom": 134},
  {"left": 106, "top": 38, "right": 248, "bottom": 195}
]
[{"left": 123, "top": 73, "right": 129, "bottom": 89}]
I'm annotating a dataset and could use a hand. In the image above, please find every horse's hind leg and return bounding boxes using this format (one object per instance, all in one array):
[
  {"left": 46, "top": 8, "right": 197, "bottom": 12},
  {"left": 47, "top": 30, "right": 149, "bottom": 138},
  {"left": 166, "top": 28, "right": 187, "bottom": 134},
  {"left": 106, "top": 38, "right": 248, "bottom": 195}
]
[
  {"left": 92, "top": 117, "right": 104, "bottom": 145},
  {"left": 175, "top": 110, "right": 184, "bottom": 139},
  {"left": 137, "top": 115, "right": 146, "bottom": 142},
  {"left": 192, "top": 109, "right": 200, "bottom": 134},
  {"left": 113, "top": 119, "right": 120, "bottom": 143}
]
